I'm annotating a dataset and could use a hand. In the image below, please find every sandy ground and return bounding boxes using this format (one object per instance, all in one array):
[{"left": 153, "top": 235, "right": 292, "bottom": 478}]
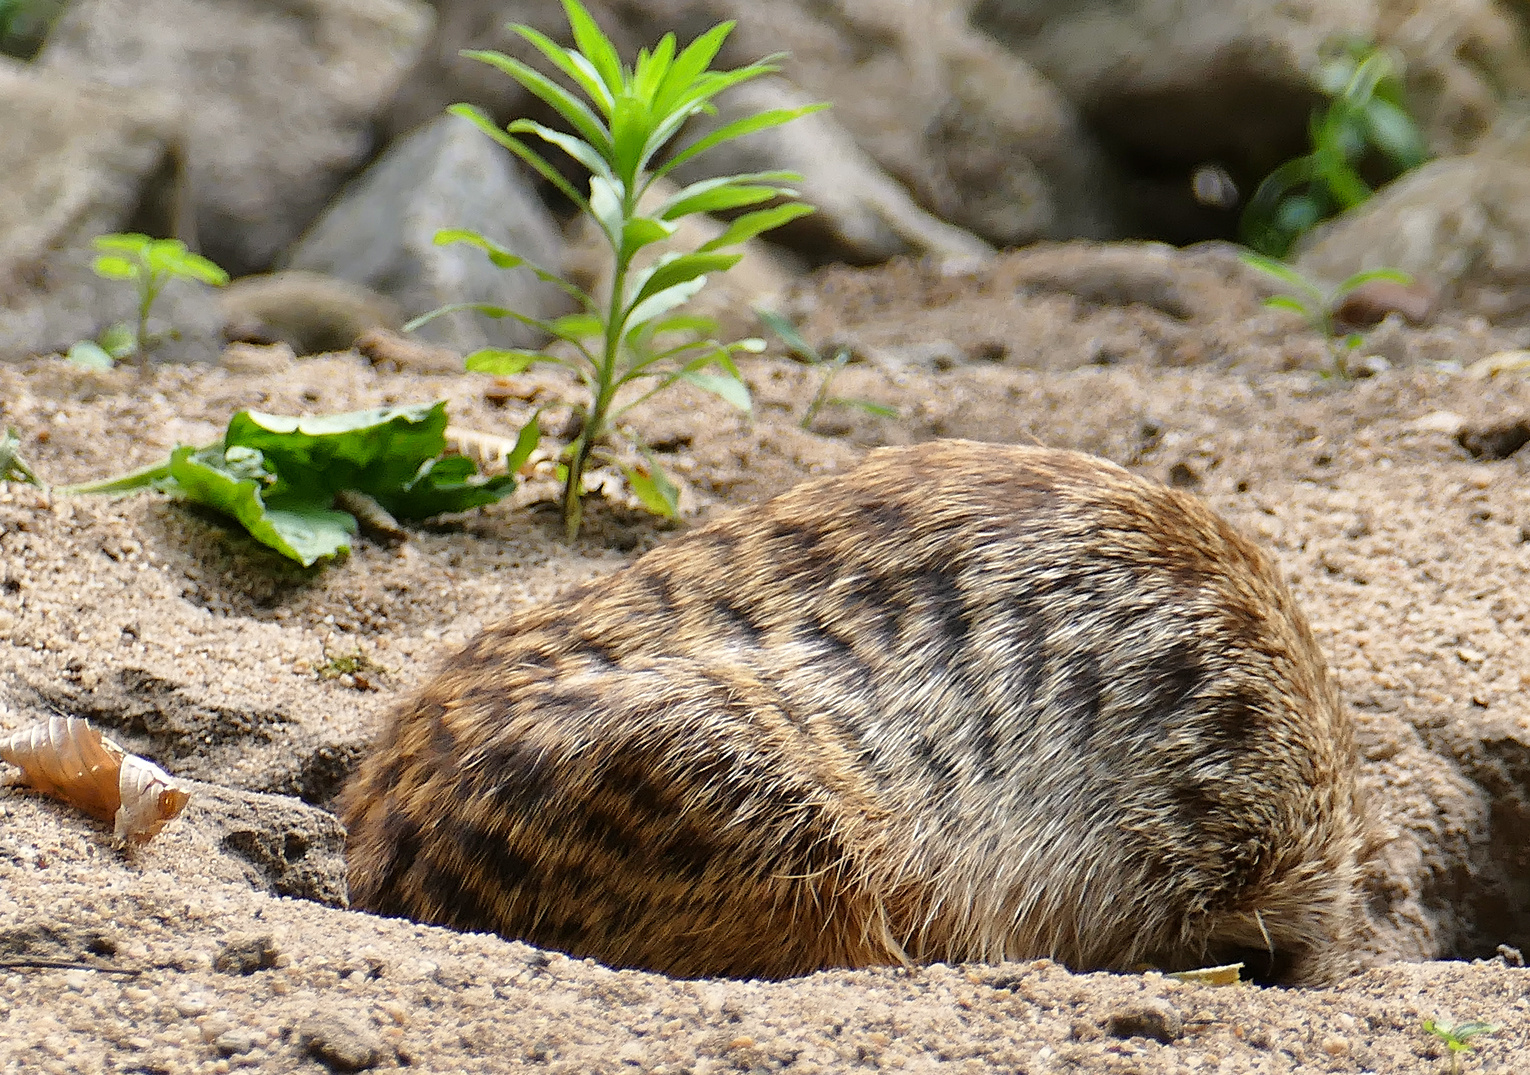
[{"left": 2, "top": 241, "right": 1530, "bottom": 1072}]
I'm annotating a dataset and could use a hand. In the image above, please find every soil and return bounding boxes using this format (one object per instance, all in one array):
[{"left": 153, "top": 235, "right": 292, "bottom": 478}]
[{"left": 3, "top": 240, "right": 1530, "bottom": 1073}]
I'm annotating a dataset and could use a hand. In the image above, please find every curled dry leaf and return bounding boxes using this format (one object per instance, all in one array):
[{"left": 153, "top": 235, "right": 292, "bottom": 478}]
[
  {"left": 0, "top": 716, "right": 191, "bottom": 845},
  {"left": 441, "top": 427, "right": 527, "bottom": 477}
]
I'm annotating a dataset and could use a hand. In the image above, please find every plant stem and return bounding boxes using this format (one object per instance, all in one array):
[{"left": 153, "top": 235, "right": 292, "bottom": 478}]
[{"left": 136, "top": 273, "right": 157, "bottom": 379}]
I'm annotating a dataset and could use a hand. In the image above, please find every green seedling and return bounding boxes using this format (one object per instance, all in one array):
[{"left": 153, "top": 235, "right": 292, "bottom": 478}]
[
  {"left": 1242, "top": 39, "right": 1428, "bottom": 257},
  {"left": 755, "top": 308, "right": 898, "bottom": 429},
  {"left": 60, "top": 401, "right": 535, "bottom": 567},
  {"left": 1238, "top": 251, "right": 1411, "bottom": 380},
  {"left": 1422, "top": 1018, "right": 1497, "bottom": 1074},
  {"left": 407, "top": 0, "right": 822, "bottom": 539},
  {"left": 0, "top": 427, "right": 43, "bottom": 488},
  {"left": 66, "top": 323, "right": 137, "bottom": 371},
  {"left": 90, "top": 234, "right": 229, "bottom": 375}
]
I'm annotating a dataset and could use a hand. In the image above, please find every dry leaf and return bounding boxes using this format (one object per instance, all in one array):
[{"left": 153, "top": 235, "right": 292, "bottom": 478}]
[
  {"left": 0, "top": 716, "right": 191, "bottom": 845},
  {"left": 442, "top": 427, "right": 528, "bottom": 477},
  {"left": 1166, "top": 962, "right": 1245, "bottom": 986}
]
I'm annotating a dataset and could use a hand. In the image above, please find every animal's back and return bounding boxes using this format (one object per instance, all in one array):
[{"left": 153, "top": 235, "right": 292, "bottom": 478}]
[{"left": 341, "top": 440, "right": 1366, "bottom": 983}]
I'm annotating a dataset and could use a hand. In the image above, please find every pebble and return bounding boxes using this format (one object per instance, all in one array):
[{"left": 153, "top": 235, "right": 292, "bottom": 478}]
[
  {"left": 1106, "top": 999, "right": 1183, "bottom": 1043},
  {"left": 299, "top": 1012, "right": 386, "bottom": 1072}
]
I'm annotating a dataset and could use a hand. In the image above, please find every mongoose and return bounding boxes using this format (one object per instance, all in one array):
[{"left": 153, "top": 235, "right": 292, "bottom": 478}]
[{"left": 341, "top": 440, "right": 1367, "bottom": 984}]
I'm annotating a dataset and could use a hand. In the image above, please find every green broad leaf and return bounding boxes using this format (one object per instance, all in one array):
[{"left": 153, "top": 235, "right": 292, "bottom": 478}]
[
  {"left": 660, "top": 182, "right": 780, "bottom": 219},
  {"left": 1340, "top": 333, "right": 1364, "bottom": 351},
  {"left": 483, "top": 36, "right": 613, "bottom": 135},
  {"left": 561, "top": 0, "right": 625, "bottom": 98},
  {"left": 1275, "top": 193, "right": 1325, "bottom": 236},
  {"left": 100, "top": 322, "right": 137, "bottom": 358},
  {"left": 381, "top": 455, "right": 519, "bottom": 519},
  {"left": 91, "top": 255, "right": 139, "bottom": 281},
  {"left": 432, "top": 228, "right": 526, "bottom": 270},
  {"left": 172, "top": 249, "right": 229, "bottom": 287},
  {"left": 225, "top": 401, "right": 451, "bottom": 506},
  {"left": 67, "top": 340, "right": 115, "bottom": 370},
  {"left": 465, "top": 349, "right": 543, "bottom": 376},
  {"left": 505, "top": 118, "right": 613, "bottom": 183},
  {"left": 1336, "top": 267, "right": 1413, "bottom": 295},
  {"left": 91, "top": 233, "right": 151, "bottom": 254},
  {"left": 142, "top": 238, "right": 188, "bottom": 275},
  {"left": 678, "top": 368, "right": 751, "bottom": 412},
  {"left": 698, "top": 202, "right": 815, "bottom": 251},
  {"left": 621, "top": 461, "right": 679, "bottom": 518},
  {"left": 1262, "top": 295, "right": 1314, "bottom": 317},
  {"left": 620, "top": 215, "right": 675, "bottom": 262},
  {"left": 624, "top": 277, "right": 709, "bottom": 330},
  {"left": 167, "top": 444, "right": 355, "bottom": 567},
  {"left": 755, "top": 307, "right": 815, "bottom": 359},
  {"left": 628, "top": 251, "right": 740, "bottom": 311},
  {"left": 448, "top": 104, "right": 593, "bottom": 218},
  {"left": 659, "top": 105, "right": 827, "bottom": 178}
]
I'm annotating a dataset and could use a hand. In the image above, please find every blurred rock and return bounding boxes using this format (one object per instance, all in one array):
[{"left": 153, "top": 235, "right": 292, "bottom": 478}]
[
  {"left": 285, "top": 113, "right": 570, "bottom": 355},
  {"left": 0, "top": 60, "right": 223, "bottom": 363},
  {"left": 971, "top": 0, "right": 1530, "bottom": 236},
  {"left": 220, "top": 271, "right": 401, "bottom": 357},
  {"left": 666, "top": 77, "right": 993, "bottom": 265},
  {"left": 39, "top": 0, "right": 435, "bottom": 277},
  {"left": 183, "top": 782, "right": 348, "bottom": 907},
  {"left": 1294, "top": 155, "right": 1530, "bottom": 326}
]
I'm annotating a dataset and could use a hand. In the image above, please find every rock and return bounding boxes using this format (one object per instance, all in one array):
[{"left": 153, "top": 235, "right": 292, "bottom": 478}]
[
  {"left": 220, "top": 271, "right": 402, "bottom": 356},
  {"left": 1105, "top": 999, "right": 1183, "bottom": 1043},
  {"left": 0, "top": 60, "right": 223, "bottom": 363},
  {"left": 971, "top": 0, "right": 1530, "bottom": 233},
  {"left": 718, "top": 0, "right": 1126, "bottom": 248},
  {"left": 38, "top": 0, "right": 435, "bottom": 277},
  {"left": 213, "top": 933, "right": 280, "bottom": 975},
  {"left": 665, "top": 77, "right": 992, "bottom": 266},
  {"left": 1293, "top": 155, "right": 1530, "bottom": 327},
  {"left": 285, "top": 113, "right": 571, "bottom": 356},
  {"left": 299, "top": 1012, "right": 387, "bottom": 1072},
  {"left": 185, "top": 782, "right": 349, "bottom": 907}
]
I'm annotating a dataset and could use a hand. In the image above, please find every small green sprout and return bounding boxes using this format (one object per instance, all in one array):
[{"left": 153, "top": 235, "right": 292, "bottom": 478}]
[
  {"left": 755, "top": 308, "right": 898, "bottom": 429},
  {"left": 406, "top": 0, "right": 822, "bottom": 539},
  {"left": 0, "top": 427, "right": 43, "bottom": 488},
  {"left": 1238, "top": 251, "right": 1411, "bottom": 380},
  {"left": 90, "top": 234, "right": 230, "bottom": 376},
  {"left": 1422, "top": 1018, "right": 1497, "bottom": 1075},
  {"left": 1242, "top": 39, "right": 1428, "bottom": 257}
]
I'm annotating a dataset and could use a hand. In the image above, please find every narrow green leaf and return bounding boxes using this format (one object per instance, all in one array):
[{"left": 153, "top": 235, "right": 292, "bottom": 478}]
[
  {"left": 621, "top": 215, "right": 674, "bottom": 262},
  {"left": 628, "top": 252, "right": 740, "bottom": 311},
  {"left": 678, "top": 369, "right": 751, "bottom": 412},
  {"left": 561, "top": 0, "right": 625, "bottom": 97},
  {"left": 404, "top": 302, "right": 518, "bottom": 333},
  {"left": 698, "top": 203, "right": 815, "bottom": 251},
  {"left": 91, "top": 233, "right": 151, "bottom": 254},
  {"left": 588, "top": 174, "right": 626, "bottom": 246},
  {"left": 505, "top": 117, "right": 613, "bottom": 183},
  {"left": 504, "top": 414, "right": 542, "bottom": 475},
  {"left": 1336, "top": 267, "right": 1413, "bottom": 295},
  {"left": 1238, "top": 251, "right": 1323, "bottom": 297},
  {"left": 434, "top": 228, "right": 526, "bottom": 270},
  {"left": 547, "top": 313, "right": 604, "bottom": 340},
  {"left": 661, "top": 182, "right": 780, "bottom": 219},
  {"left": 464, "top": 48, "right": 612, "bottom": 155},
  {"left": 659, "top": 105, "right": 827, "bottom": 177},
  {"left": 92, "top": 255, "right": 139, "bottom": 281},
  {"left": 621, "top": 461, "right": 679, "bottom": 518},
  {"left": 465, "top": 349, "right": 543, "bottom": 376},
  {"left": 755, "top": 308, "right": 815, "bottom": 359},
  {"left": 647, "top": 313, "right": 718, "bottom": 338},
  {"left": 610, "top": 94, "right": 651, "bottom": 188},
  {"left": 632, "top": 32, "right": 676, "bottom": 105},
  {"left": 1262, "top": 295, "right": 1314, "bottom": 316},
  {"left": 834, "top": 398, "right": 900, "bottom": 419},
  {"left": 653, "top": 22, "right": 732, "bottom": 115},
  {"left": 57, "top": 453, "right": 178, "bottom": 496},
  {"left": 448, "top": 104, "right": 593, "bottom": 218},
  {"left": 1362, "top": 97, "right": 1427, "bottom": 169},
  {"left": 624, "top": 277, "right": 709, "bottom": 331},
  {"left": 501, "top": 28, "right": 613, "bottom": 117}
]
